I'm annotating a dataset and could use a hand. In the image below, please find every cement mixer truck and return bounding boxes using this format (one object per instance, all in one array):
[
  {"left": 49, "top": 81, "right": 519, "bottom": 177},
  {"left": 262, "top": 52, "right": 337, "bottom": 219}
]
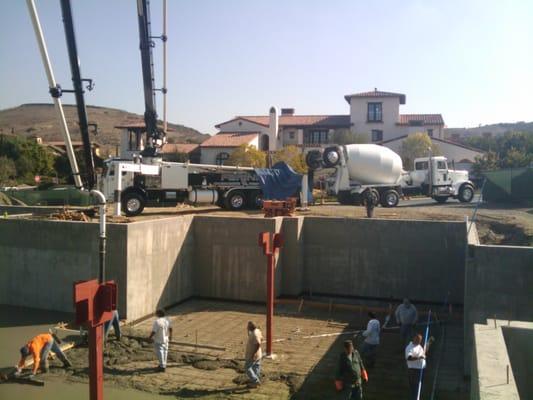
[{"left": 306, "top": 144, "right": 475, "bottom": 207}]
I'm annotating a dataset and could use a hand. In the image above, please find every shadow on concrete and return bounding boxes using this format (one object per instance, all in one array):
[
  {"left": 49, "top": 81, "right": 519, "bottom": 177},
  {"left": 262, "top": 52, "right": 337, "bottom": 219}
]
[
  {"left": 0, "top": 304, "right": 74, "bottom": 328},
  {"left": 160, "top": 386, "right": 250, "bottom": 398}
]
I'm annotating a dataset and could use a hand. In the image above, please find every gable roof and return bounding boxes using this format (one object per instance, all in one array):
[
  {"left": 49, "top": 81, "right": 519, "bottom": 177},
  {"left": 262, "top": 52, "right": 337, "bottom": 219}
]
[
  {"left": 160, "top": 143, "right": 199, "bottom": 154},
  {"left": 216, "top": 115, "right": 351, "bottom": 129},
  {"left": 200, "top": 132, "right": 259, "bottom": 148},
  {"left": 345, "top": 90, "right": 406, "bottom": 104},
  {"left": 397, "top": 114, "right": 445, "bottom": 126},
  {"left": 381, "top": 135, "right": 484, "bottom": 153}
]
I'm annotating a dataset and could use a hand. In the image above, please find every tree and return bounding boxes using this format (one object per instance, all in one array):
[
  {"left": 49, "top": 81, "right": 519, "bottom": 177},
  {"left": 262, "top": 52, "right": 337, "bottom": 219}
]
[
  {"left": 226, "top": 144, "right": 266, "bottom": 168},
  {"left": 399, "top": 132, "right": 440, "bottom": 170},
  {"left": 471, "top": 151, "right": 499, "bottom": 175},
  {"left": 500, "top": 147, "right": 531, "bottom": 169},
  {"left": 0, "top": 156, "right": 17, "bottom": 184},
  {"left": 272, "top": 145, "right": 307, "bottom": 173},
  {"left": 332, "top": 128, "right": 369, "bottom": 145}
]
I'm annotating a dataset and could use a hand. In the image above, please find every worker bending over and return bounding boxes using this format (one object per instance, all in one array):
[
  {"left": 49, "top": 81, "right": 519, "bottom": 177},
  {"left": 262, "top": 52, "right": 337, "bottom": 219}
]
[{"left": 16, "top": 332, "right": 72, "bottom": 377}]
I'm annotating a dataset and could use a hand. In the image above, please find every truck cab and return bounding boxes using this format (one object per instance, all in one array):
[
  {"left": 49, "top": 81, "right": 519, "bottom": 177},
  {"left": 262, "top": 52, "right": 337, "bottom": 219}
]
[{"left": 402, "top": 156, "right": 475, "bottom": 203}]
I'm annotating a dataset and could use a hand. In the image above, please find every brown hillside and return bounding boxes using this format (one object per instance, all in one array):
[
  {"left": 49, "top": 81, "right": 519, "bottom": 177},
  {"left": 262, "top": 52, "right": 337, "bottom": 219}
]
[{"left": 0, "top": 103, "right": 209, "bottom": 147}]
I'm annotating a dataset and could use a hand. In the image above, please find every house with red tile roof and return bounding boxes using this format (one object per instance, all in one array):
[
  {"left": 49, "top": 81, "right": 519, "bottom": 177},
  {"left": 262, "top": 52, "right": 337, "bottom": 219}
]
[{"left": 208, "top": 89, "right": 483, "bottom": 169}]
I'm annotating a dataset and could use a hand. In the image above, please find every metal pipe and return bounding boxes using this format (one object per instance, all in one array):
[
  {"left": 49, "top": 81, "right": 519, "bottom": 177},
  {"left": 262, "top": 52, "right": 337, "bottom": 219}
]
[
  {"left": 90, "top": 190, "right": 106, "bottom": 283},
  {"left": 26, "top": 0, "right": 83, "bottom": 189},
  {"left": 114, "top": 164, "right": 122, "bottom": 217},
  {"left": 59, "top": 0, "right": 97, "bottom": 189},
  {"left": 162, "top": 0, "right": 167, "bottom": 133}
]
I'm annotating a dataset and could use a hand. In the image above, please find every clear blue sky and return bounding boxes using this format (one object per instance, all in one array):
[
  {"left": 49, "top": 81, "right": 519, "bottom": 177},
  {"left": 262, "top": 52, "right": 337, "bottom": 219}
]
[{"left": 1, "top": 0, "right": 532, "bottom": 133}]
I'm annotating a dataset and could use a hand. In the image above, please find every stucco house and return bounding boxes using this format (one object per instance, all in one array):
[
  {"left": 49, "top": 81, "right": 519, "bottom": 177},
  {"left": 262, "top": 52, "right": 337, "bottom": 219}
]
[{"left": 205, "top": 89, "right": 484, "bottom": 168}]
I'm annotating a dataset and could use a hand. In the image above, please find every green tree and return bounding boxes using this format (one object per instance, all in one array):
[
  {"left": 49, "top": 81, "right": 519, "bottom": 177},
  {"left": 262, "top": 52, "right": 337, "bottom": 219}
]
[
  {"left": 332, "top": 128, "right": 369, "bottom": 145},
  {"left": 399, "top": 132, "right": 441, "bottom": 170},
  {"left": 471, "top": 151, "right": 499, "bottom": 175},
  {"left": 0, "top": 156, "right": 17, "bottom": 184},
  {"left": 500, "top": 147, "right": 531, "bottom": 169},
  {"left": 272, "top": 145, "right": 307, "bottom": 173},
  {"left": 226, "top": 144, "right": 266, "bottom": 167}
]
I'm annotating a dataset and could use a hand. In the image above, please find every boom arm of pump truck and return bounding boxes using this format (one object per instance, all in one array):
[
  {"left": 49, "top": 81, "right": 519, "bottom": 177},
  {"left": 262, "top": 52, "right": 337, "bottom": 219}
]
[{"left": 136, "top": 0, "right": 166, "bottom": 157}]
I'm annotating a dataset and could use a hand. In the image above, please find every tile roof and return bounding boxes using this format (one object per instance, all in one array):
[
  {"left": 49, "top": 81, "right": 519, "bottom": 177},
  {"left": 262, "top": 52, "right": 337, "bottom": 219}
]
[
  {"left": 345, "top": 90, "right": 406, "bottom": 104},
  {"left": 216, "top": 115, "right": 351, "bottom": 129},
  {"left": 160, "top": 143, "right": 199, "bottom": 154},
  {"left": 397, "top": 114, "right": 445, "bottom": 126},
  {"left": 380, "top": 134, "right": 484, "bottom": 153},
  {"left": 200, "top": 132, "right": 259, "bottom": 148}
]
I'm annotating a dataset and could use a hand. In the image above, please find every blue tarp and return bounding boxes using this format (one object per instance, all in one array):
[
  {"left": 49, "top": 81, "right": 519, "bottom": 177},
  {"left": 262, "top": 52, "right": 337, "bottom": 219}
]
[{"left": 255, "top": 162, "right": 305, "bottom": 200}]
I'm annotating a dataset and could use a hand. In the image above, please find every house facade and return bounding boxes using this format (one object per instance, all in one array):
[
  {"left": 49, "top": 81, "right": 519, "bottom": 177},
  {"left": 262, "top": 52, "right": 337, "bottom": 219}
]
[{"left": 206, "top": 89, "right": 484, "bottom": 168}]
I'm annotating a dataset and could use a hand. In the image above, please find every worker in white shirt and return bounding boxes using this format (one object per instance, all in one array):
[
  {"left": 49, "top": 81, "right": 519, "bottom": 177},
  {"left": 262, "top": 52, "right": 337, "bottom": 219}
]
[
  {"left": 148, "top": 309, "right": 173, "bottom": 372},
  {"left": 359, "top": 312, "right": 380, "bottom": 368},
  {"left": 405, "top": 333, "right": 428, "bottom": 400}
]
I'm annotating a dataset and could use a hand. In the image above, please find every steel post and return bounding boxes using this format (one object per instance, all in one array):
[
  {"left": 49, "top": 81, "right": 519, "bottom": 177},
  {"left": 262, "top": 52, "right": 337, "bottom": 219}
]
[{"left": 88, "top": 324, "right": 104, "bottom": 400}]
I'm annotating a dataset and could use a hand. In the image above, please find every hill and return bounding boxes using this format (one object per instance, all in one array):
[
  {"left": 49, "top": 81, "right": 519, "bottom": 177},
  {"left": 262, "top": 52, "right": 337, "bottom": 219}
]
[
  {"left": 0, "top": 103, "right": 209, "bottom": 147},
  {"left": 445, "top": 121, "right": 533, "bottom": 139}
]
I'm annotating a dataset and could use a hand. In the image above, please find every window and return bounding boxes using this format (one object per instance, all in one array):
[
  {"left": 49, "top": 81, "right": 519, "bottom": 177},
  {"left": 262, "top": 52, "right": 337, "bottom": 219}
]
[
  {"left": 427, "top": 129, "right": 434, "bottom": 137},
  {"left": 371, "top": 130, "right": 383, "bottom": 142},
  {"left": 289, "top": 131, "right": 295, "bottom": 140},
  {"left": 215, "top": 152, "right": 230, "bottom": 165},
  {"left": 304, "top": 130, "right": 329, "bottom": 145},
  {"left": 415, "top": 161, "right": 429, "bottom": 170},
  {"left": 367, "top": 102, "right": 382, "bottom": 122},
  {"left": 259, "top": 135, "right": 269, "bottom": 151},
  {"left": 437, "top": 161, "right": 447, "bottom": 170}
]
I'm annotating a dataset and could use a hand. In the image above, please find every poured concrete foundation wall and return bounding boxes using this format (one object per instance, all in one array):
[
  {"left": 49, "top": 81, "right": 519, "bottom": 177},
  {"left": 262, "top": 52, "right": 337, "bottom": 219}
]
[
  {"left": 503, "top": 323, "right": 533, "bottom": 399},
  {"left": 0, "top": 219, "right": 127, "bottom": 314},
  {"left": 126, "top": 216, "right": 194, "bottom": 321},
  {"left": 303, "top": 217, "right": 467, "bottom": 303},
  {"left": 464, "top": 244, "right": 533, "bottom": 373},
  {"left": 193, "top": 216, "right": 282, "bottom": 302}
]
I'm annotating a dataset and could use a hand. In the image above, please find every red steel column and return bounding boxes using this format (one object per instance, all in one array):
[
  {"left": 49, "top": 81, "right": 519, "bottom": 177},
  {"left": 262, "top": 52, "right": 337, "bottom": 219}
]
[
  {"left": 266, "top": 252, "right": 274, "bottom": 355},
  {"left": 89, "top": 324, "right": 104, "bottom": 400}
]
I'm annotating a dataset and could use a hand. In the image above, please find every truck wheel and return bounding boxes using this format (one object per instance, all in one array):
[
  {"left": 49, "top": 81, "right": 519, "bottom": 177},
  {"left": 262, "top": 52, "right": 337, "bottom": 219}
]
[
  {"left": 380, "top": 189, "right": 400, "bottom": 207},
  {"left": 323, "top": 147, "right": 341, "bottom": 168},
  {"left": 305, "top": 150, "right": 322, "bottom": 170},
  {"left": 249, "top": 191, "right": 263, "bottom": 209},
  {"left": 122, "top": 191, "right": 146, "bottom": 216},
  {"left": 224, "top": 190, "right": 246, "bottom": 211},
  {"left": 458, "top": 184, "right": 475, "bottom": 203},
  {"left": 434, "top": 196, "right": 448, "bottom": 204}
]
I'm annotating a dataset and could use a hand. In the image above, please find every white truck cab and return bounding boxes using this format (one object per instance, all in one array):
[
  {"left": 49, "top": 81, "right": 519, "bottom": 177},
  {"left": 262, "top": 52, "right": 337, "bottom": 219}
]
[{"left": 401, "top": 156, "right": 475, "bottom": 203}]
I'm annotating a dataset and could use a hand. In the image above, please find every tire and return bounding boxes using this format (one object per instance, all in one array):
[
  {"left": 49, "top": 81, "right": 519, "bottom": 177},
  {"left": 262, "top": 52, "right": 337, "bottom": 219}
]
[
  {"left": 224, "top": 190, "right": 246, "bottom": 211},
  {"left": 322, "top": 147, "right": 341, "bottom": 168},
  {"left": 305, "top": 150, "right": 322, "bottom": 170},
  {"left": 380, "top": 189, "right": 400, "bottom": 207},
  {"left": 434, "top": 196, "right": 448, "bottom": 204},
  {"left": 458, "top": 184, "right": 475, "bottom": 203},
  {"left": 248, "top": 190, "right": 263, "bottom": 209},
  {"left": 363, "top": 189, "right": 380, "bottom": 206},
  {"left": 122, "top": 191, "right": 146, "bottom": 216}
]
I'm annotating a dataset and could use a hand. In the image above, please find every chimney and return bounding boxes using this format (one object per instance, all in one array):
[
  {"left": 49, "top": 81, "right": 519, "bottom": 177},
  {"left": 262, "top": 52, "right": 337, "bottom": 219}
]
[
  {"left": 269, "top": 106, "right": 278, "bottom": 151},
  {"left": 281, "top": 108, "right": 295, "bottom": 116},
  {"left": 374, "top": 87, "right": 377, "bottom": 92}
]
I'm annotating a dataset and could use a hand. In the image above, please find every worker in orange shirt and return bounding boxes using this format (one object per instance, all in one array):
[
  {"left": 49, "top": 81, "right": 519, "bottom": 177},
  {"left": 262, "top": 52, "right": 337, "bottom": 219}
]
[{"left": 16, "top": 333, "right": 72, "bottom": 377}]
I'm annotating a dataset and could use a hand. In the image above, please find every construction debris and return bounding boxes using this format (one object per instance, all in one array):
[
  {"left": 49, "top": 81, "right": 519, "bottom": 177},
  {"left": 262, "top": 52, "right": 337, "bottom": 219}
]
[
  {"left": 263, "top": 198, "right": 297, "bottom": 217},
  {"left": 49, "top": 209, "right": 90, "bottom": 222}
]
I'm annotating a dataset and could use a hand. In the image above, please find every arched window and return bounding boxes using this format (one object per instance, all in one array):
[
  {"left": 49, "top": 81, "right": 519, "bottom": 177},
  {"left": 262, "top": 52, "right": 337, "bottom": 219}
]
[
  {"left": 260, "top": 134, "right": 269, "bottom": 151},
  {"left": 215, "top": 152, "right": 230, "bottom": 165}
]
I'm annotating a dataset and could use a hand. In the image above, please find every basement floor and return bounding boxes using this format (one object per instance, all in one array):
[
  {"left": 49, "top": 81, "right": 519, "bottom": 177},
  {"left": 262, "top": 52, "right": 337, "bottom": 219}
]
[{"left": 47, "top": 298, "right": 468, "bottom": 399}]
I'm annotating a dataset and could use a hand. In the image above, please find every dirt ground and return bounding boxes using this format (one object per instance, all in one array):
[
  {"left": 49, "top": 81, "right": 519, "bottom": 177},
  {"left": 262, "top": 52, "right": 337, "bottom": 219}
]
[{"left": 35, "top": 299, "right": 467, "bottom": 400}]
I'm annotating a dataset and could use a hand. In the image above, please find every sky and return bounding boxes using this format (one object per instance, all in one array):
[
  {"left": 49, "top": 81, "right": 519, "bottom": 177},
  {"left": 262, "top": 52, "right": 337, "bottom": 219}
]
[{"left": 1, "top": 0, "right": 532, "bottom": 134}]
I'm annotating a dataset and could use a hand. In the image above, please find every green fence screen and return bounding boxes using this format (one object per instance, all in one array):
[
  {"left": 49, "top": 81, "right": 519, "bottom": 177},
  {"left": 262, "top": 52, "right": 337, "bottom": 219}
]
[{"left": 482, "top": 167, "right": 533, "bottom": 203}]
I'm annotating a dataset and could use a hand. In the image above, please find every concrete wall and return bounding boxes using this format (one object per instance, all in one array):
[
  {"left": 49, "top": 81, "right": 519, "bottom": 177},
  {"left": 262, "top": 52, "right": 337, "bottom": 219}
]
[
  {"left": 126, "top": 216, "right": 195, "bottom": 321},
  {"left": 464, "top": 244, "right": 533, "bottom": 373},
  {"left": 0, "top": 219, "right": 127, "bottom": 314},
  {"left": 302, "top": 217, "right": 467, "bottom": 303},
  {"left": 193, "top": 216, "right": 282, "bottom": 302}
]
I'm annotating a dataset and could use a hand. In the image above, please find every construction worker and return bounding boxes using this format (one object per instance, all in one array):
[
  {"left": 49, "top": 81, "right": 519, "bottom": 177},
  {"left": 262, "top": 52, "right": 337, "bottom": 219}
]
[
  {"left": 395, "top": 298, "right": 418, "bottom": 346},
  {"left": 148, "top": 309, "right": 172, "bottom": 372},
  {"left": 363, "top": 190, "right": 378, "bottom": 218},
  {"left": 359, "top": 312, "right": 380, "bottom": 368},
  {"left": 405, "top": 333, "right": 429, "bottom": 400},
  {"left": 335, "top": 340, "right": 366, "bottom": 400},
  {"left": 244, "top": 321, "right": 263, "bottom": 388},
  {"left": 104, "top": 310, "right": 121, "bottom": 341},
  {"left": 16, "top": 332, "right": 72, "bottom": 377}
]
